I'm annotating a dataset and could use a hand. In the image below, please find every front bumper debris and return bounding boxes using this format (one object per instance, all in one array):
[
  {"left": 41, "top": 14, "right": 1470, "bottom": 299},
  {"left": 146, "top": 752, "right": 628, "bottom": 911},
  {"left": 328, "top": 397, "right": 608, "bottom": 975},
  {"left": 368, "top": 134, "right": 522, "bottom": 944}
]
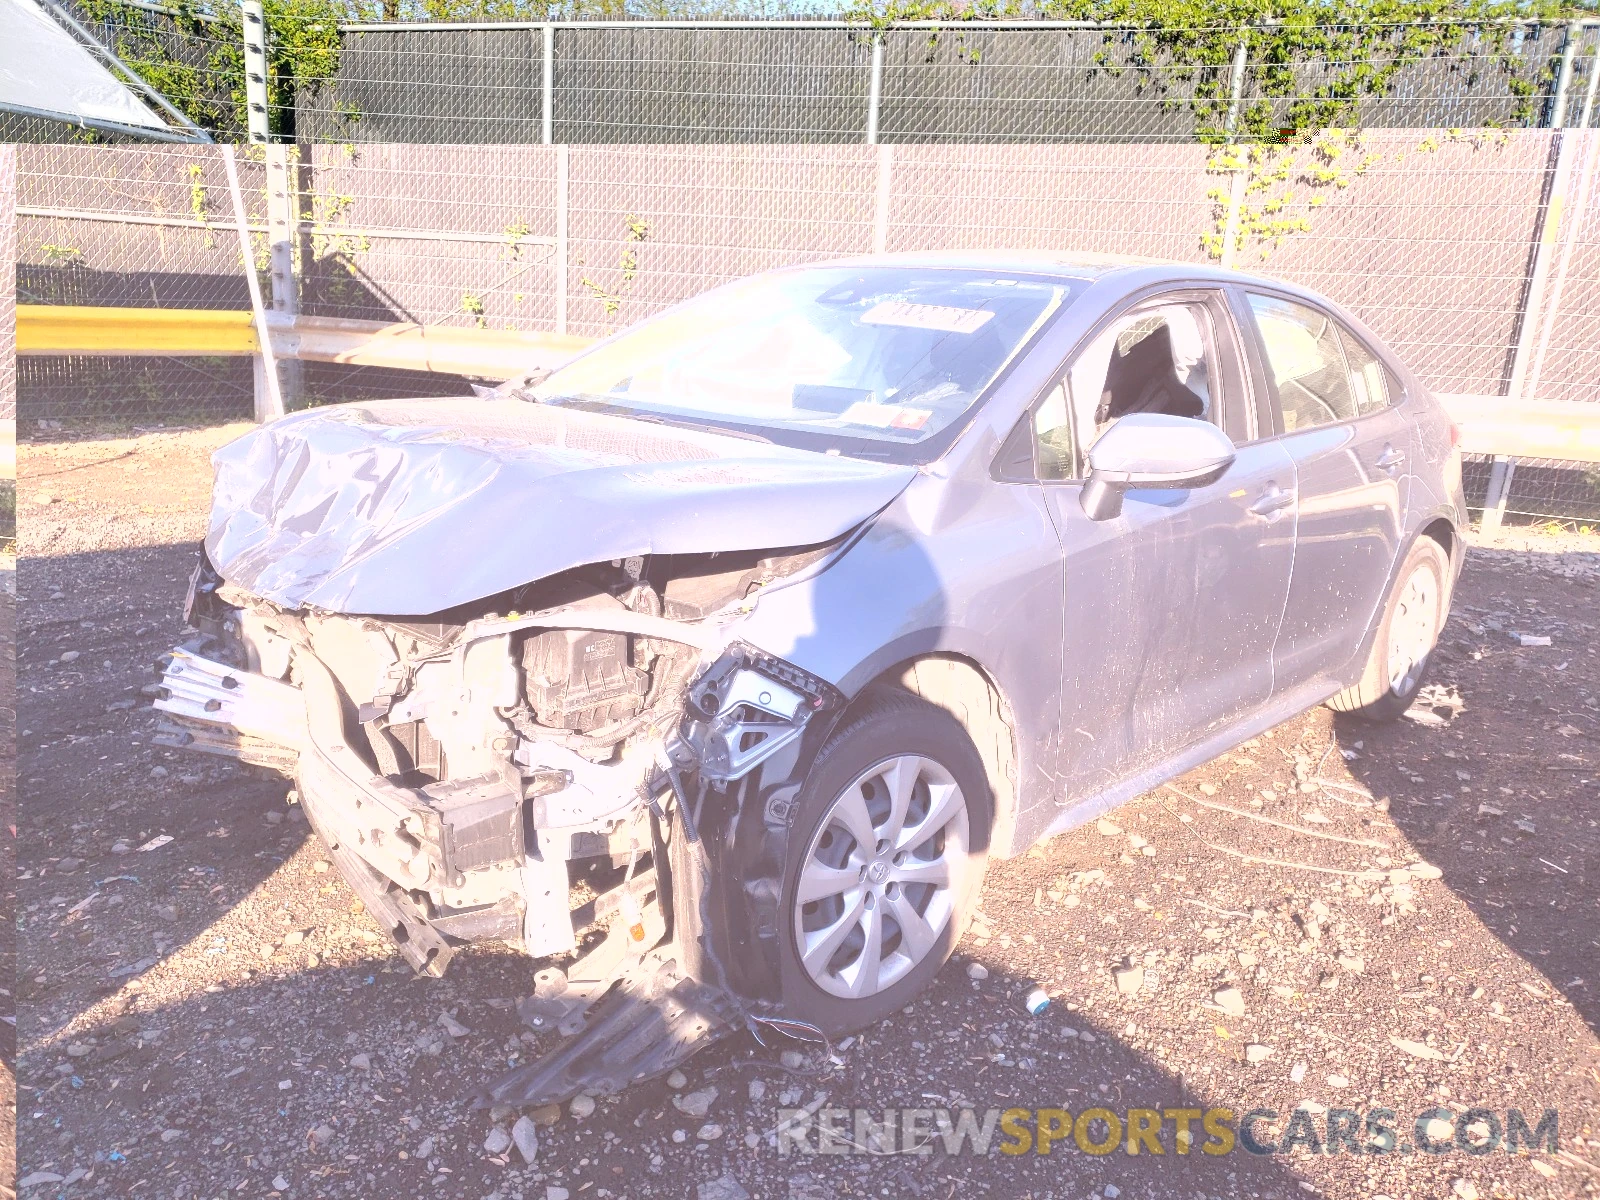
[
  {"left": 152, "top": 605, "right": 844, "bottom": 1102},
  {"left": 152, "top": 648, "right": 304, "bottom": 772}
]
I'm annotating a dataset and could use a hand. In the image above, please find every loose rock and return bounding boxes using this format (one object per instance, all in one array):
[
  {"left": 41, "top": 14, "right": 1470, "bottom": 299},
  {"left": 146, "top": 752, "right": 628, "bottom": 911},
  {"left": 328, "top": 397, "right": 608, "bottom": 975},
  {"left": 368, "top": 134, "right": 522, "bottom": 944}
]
[
  {"left": 1114, "top": 965, "right": 1144, "bottom": 996},
  {"left": 697, "top": 1175, "right": 750, "bottom": 1200},
  {"left": 1213, "top": 986, "right": 1246, "bottom": 1016},
  {"left": 511, "top": 1115, "right": 541, "bottom": 1164},
  {"left": 674, "top": 1088, "right": 717, "bottom": 1120}
]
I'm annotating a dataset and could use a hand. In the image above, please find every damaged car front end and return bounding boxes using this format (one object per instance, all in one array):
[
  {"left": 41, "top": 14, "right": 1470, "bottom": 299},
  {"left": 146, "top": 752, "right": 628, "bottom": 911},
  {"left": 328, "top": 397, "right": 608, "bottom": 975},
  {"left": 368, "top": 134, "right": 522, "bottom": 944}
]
[
  {"left": 147, "top": 340, "right": 947, "bottom": 1107},
  {"left": 157, "top": 519, "right": 860, "bottom": 1103}
]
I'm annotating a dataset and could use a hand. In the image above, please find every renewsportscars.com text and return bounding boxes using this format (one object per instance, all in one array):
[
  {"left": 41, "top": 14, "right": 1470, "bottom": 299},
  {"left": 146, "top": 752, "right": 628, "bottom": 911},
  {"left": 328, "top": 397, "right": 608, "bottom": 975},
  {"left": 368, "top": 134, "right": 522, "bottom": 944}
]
[{"left": 775, "top": 1105, "right": 1559, "bottom": 1158}]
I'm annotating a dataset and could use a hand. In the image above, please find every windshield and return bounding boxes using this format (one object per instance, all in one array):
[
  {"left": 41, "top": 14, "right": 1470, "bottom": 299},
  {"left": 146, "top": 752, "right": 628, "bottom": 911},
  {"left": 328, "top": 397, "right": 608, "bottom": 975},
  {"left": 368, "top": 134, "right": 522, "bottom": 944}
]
[{"left": 529, "top": 266, "right": 1076, "bottom": 458}]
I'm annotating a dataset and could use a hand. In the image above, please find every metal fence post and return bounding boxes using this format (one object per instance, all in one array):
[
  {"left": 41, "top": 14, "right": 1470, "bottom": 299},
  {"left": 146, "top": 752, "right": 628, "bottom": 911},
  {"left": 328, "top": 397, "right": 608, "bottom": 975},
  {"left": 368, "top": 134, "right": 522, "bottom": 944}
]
[
  {"left": 872, "top": 143, "right": 892, "bottom": 254},
  {"left": 1507, "top": 128, "right": 1579, "bottom": 406},
  {"left": 265, "top": 143, "right": 299, "bottom": 410},
  {"left": 1550, "top": 21, "right": 1580, "bottom": 130},
  {"left": 542, "top": 24, "right": 554, "bottom": 145},
  {"left": 1223, "top": 30, "right": 1248, "bottom": 139},
  {"left": 1495, "top": 38, "right": 1584, "bottom": 532},
  {"left": 555, "top": 143, "right": 569, "bottom": 334},
  {"left": 1217, "top": 28, "right": 1250, "bottom": 270},
  {"left": 242, "top": 0, "right": 270, "bottom": 143},
  {"left": 1525, "top": 129, "right": 1598, "bottom": 410},
  {"left": 1218, "top": 167, "right": 1247, "bottom": 269},
  {"left": 866, "top": 33, "right": 884, "bottom": 145},
  {"left": 1480, "top": 455, "right": 1517, "bottom": 534}
]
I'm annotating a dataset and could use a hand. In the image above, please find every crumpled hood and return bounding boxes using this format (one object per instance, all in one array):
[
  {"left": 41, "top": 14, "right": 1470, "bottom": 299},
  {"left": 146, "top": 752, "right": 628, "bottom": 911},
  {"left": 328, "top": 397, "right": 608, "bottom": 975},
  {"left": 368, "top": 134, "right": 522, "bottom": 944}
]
[{"left": 207, "top": 397, "right": 917, "bottom": 615}]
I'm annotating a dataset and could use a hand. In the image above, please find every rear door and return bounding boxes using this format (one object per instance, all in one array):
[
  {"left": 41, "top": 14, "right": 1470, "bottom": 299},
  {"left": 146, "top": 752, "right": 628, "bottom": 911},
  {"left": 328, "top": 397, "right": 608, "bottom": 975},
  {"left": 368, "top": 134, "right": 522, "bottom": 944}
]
[
  {"left": 1233, "top": 289, "right": 1409, "bottom": 692},
  {"left": 1025, "top": 286, "right": 1298, "bottom": 798}
]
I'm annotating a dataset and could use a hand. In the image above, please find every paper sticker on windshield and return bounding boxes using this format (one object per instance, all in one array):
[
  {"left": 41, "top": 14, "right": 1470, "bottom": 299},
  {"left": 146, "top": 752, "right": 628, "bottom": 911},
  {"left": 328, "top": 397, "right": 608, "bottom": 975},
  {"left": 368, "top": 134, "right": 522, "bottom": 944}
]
[
  {"left": 861, "top": 300, "right": 995, "bottom": 335},
  {"left": 840, "top": 401, "right": 932, "bottom": 431}
]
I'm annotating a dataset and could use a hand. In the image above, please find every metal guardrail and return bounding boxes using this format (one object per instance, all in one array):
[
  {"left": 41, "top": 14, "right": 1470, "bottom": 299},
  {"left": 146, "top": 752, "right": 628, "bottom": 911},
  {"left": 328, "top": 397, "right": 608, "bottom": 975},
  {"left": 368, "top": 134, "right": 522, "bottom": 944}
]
[
  {"left": 17, "top": 305, "right": 1600, "bottom": 466},
  {"left": 15, "top": 305, "right": 591, "bottom": 377},
  {"left": 17, "top": 305, "right": 260, "bottom": 355},
  {"left": 1439, "top": 394, "right": 1600, "bottom": 463}
]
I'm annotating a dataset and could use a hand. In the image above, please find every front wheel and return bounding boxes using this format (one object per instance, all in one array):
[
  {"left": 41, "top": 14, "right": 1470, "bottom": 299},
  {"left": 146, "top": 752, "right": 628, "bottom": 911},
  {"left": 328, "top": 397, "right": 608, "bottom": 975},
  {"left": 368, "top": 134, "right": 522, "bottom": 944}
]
[
  {"left": 777, "top": 689, "right": 991, "bottom": 1035},
  {"left": 1327, "top": 536, "right": 1450, "bottom": 721}
]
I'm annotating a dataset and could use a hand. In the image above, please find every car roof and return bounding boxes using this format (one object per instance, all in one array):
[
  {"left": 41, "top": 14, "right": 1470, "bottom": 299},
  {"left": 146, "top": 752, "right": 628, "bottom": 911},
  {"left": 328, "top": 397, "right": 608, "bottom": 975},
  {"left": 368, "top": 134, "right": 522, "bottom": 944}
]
[{"left": 794, "top": 249, "right": 1292, "bottom": 290}]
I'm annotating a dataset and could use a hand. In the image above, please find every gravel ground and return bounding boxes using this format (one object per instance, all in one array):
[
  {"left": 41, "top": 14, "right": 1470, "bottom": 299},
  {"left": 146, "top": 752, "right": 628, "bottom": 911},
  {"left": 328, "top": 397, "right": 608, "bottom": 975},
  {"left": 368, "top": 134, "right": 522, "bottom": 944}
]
[
  {"left": 3, "top": 551, "right": 17, "bottom": 1200},
  {"left": 14, "top": 424, "right": 1600, "bottom": 1200}
]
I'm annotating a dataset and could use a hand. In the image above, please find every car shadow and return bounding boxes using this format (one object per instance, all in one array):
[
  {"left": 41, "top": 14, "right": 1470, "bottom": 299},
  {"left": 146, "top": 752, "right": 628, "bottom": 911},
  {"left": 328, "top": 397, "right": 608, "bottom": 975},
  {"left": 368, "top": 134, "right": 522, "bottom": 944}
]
[
  {"left": 16, "top": 936, "right": 1326, "bottom": 1197},
  {"left": 1337, "top": 533, "right": 1598, "bottom": 1035}
]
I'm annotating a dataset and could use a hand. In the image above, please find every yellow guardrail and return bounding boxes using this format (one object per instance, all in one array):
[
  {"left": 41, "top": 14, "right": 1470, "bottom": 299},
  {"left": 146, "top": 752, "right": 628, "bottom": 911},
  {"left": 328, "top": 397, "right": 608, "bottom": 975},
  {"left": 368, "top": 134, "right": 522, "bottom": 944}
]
[
  {"left": 15, "top": 305, "right": 594, "bottom": 379},
  {"left": 17, "top": 304, "right": 261, "bottom": 356},
  {"left": 14, "top": 305, "right": 1600, "bottom": 463}
]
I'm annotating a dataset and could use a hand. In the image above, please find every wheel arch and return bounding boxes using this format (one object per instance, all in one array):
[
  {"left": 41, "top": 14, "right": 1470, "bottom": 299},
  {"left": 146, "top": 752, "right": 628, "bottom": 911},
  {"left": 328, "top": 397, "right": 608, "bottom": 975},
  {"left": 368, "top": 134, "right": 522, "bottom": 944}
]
[
  {"left": 1419, "top": 513, "right": 1456, "bottom": 565},
  {"left": 848, "top": 653, "right": 1021, "bottom": 862}
]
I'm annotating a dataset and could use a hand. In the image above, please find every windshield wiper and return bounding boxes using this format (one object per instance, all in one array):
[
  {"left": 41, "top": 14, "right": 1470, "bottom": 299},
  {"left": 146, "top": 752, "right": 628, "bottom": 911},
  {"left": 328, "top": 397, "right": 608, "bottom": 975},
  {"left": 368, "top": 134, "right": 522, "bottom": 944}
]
[
  {"left": 534, "top": 395, "right": 774, "bottom": 444},
  {"left": 629, "top": 412, "right": 773, "bottom": 444}
]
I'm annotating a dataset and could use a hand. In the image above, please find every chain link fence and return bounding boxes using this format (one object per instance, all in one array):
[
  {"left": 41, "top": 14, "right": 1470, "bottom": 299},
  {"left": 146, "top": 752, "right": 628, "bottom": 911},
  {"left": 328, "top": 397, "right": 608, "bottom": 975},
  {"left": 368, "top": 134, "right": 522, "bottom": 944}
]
[
  {"left": 4, "top": 10, "right": 1599, "bottom": 144},
  {"left": 13, "top": 133, "right": 1600, "bottom": 518},
  {"left": 275, "top": 19, "right": 1600, "bottom": 145}
]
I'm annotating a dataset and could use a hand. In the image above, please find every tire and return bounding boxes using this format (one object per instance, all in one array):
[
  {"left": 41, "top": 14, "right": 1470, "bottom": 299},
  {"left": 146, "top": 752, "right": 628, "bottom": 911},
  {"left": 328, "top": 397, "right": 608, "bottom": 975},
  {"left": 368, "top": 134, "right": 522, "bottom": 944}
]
[
  {"left": 777, "top": 688, "right": 992, "bottom": 1035},
  {"left": 1327, "top": 536, "right": 1451, "bottom": 722}
]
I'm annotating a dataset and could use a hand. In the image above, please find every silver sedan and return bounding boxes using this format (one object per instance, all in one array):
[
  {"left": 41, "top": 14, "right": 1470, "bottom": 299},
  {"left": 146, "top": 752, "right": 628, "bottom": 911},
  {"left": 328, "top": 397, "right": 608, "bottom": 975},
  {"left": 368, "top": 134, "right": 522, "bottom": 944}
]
[{"left": 157, "top": 252, "right": 1465, "bottom": 1103}]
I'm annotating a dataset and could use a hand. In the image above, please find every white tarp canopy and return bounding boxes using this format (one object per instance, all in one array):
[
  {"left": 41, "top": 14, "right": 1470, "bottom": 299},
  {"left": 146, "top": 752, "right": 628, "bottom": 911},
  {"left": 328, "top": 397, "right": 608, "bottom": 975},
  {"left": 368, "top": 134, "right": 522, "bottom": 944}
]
[{"left": 0, "top": 0, "right": 202, "bottom": 138}]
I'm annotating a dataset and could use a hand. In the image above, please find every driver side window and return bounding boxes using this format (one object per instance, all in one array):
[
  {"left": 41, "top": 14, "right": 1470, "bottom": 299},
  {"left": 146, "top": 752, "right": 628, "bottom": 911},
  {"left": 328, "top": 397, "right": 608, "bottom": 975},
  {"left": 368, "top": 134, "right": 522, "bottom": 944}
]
[{"left": 1034, "top": 301, "right": 1222, "bottom": 481}]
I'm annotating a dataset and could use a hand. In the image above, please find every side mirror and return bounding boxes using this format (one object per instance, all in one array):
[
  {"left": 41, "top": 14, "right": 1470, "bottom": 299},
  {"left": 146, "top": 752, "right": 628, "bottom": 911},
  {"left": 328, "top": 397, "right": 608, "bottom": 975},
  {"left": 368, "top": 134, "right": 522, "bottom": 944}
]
[{"left": 1080, "top": 413, "right": 1236, "bottom": 521}]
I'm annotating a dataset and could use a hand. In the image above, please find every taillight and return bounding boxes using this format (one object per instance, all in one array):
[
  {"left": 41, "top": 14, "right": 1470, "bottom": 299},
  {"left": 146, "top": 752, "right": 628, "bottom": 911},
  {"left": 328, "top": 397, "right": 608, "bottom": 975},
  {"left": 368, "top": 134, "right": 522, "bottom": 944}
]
[{"left": 1448, "top": 422, "right": 1461, "bottom": 449}]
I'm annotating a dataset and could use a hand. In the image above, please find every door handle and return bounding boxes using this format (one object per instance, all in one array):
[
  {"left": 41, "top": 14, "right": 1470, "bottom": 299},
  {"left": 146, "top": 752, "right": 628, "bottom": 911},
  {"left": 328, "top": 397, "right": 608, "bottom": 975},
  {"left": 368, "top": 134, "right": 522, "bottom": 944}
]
[
  {"left": 1248, "top": 484, "right": 1295, "bottom": 518},
  {"left": 1375, "top": 445, "right": 1406, "bottom": 472}
]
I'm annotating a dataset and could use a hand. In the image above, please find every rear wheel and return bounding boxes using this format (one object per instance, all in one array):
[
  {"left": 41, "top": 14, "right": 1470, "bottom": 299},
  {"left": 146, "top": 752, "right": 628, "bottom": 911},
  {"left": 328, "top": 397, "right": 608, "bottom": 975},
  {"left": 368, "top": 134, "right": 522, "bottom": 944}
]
[
  {"left": 1327, "top": 537, "right": 1450, "bottom": 722},
  {"left": 778, "top": 689, "right": 991, "bottom": 1035}
]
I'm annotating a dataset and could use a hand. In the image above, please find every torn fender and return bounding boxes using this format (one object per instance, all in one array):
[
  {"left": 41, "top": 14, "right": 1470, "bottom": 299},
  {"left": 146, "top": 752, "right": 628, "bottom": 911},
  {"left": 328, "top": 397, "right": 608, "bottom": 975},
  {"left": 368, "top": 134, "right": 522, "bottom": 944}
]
[
  {"left": 206, "top": 397, "right": 916, "bottom": 615},
  {"left": 670, "top": 647, "right": 849, "bottom": 1008}
]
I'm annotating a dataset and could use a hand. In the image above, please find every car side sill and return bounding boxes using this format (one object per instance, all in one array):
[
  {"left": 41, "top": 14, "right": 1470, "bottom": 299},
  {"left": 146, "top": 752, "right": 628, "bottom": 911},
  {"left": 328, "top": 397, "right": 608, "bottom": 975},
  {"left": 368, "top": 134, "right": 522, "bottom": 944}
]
[{"left": 1036, "top": 678, "right": 1341, "bottom": 847}]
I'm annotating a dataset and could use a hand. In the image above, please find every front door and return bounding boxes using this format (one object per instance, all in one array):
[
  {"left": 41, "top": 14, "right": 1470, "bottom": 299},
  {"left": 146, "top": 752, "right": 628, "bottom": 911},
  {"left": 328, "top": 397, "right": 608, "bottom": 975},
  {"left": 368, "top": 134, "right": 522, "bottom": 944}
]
[{"left": 1030, "top": 287, "right": 1299, "bottom": 800}]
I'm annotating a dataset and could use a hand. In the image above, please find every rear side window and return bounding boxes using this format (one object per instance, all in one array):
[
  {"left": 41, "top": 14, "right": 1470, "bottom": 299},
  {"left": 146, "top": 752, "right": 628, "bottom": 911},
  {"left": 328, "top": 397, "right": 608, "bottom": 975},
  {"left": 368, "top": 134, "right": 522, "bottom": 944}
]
[
  {"left": 1338, "top": 325, "right": 1391, "bottom": 416},
  {"left": 1246, "top": 293, "right": 1356, "bottom": 432}
]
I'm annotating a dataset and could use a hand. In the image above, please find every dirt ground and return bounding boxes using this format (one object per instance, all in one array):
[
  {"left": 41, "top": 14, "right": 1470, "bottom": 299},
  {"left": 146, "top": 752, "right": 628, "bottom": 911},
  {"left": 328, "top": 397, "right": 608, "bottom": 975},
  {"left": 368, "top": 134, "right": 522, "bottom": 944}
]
[
  {"left": 2, "top": 552, "right": 17, "bottom": 1200},
  {"left": 13, "top": 423, "right": 1600, "bottom": 1200}
]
